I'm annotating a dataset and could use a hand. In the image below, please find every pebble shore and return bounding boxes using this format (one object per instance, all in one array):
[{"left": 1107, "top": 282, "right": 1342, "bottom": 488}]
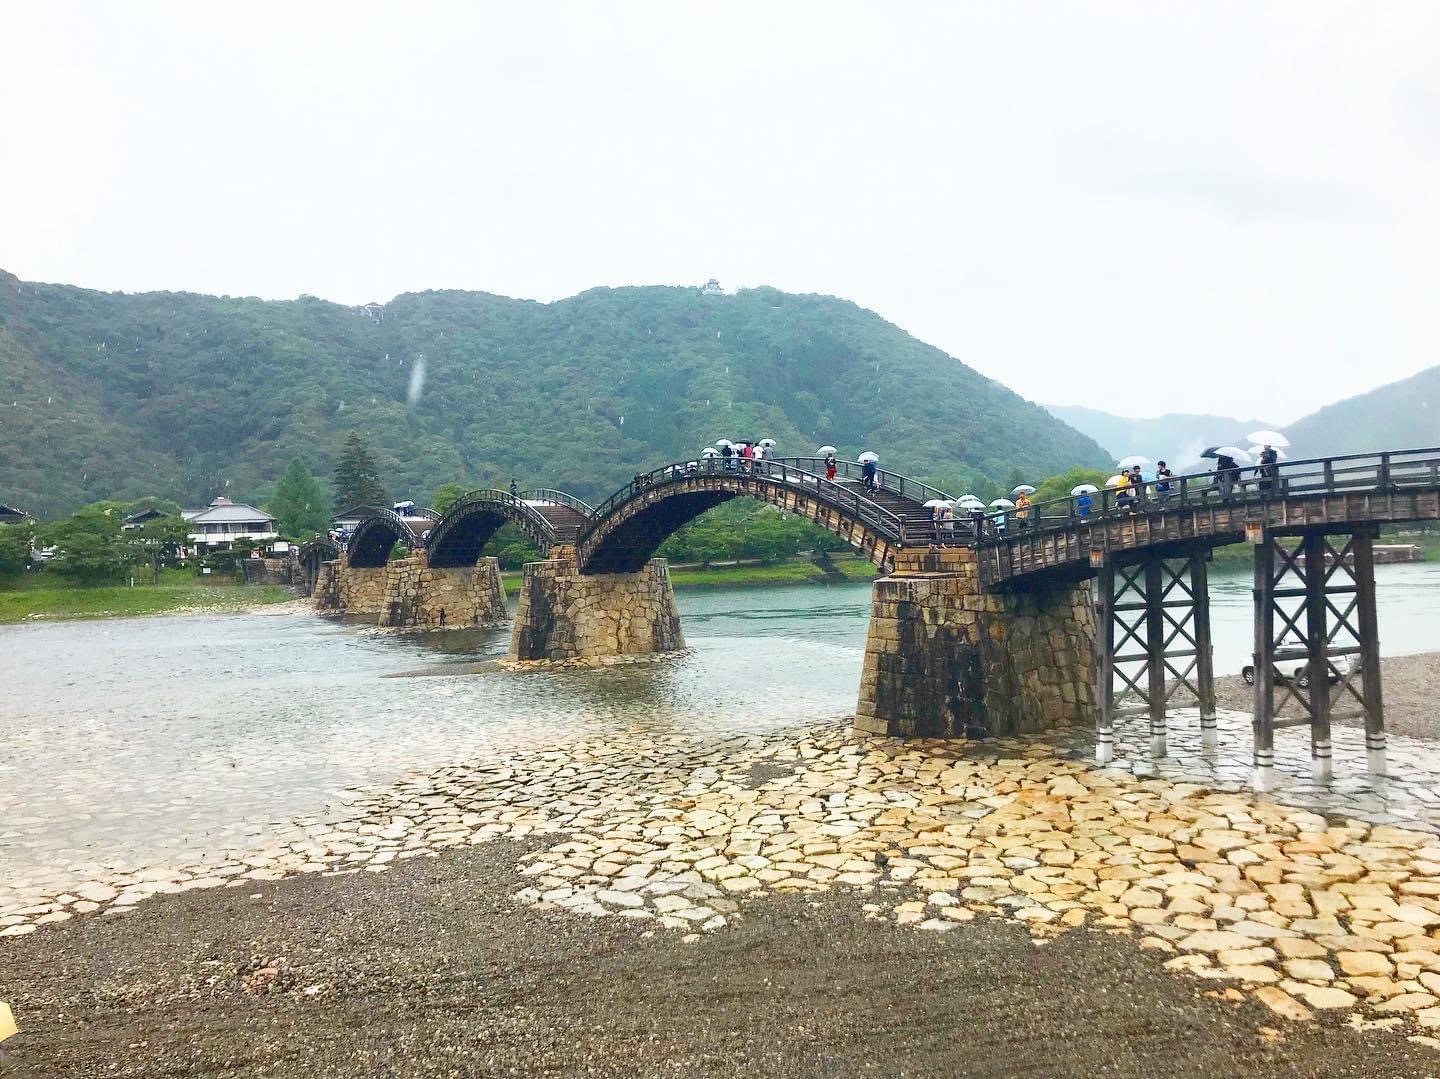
[{"left": 11, "top": 712, "right": 1440, "bottom": 1050}]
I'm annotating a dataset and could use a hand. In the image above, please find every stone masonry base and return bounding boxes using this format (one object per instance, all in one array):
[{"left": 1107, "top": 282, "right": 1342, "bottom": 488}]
[
  {"left": 312, "top": 552, "right": 507, "bottom": 630},
  {"left": 509, "top": 555, "right": 684, "bottom": 661},
  {"left": 854, "top": 547, "right": 1095, "bottom": 738}
]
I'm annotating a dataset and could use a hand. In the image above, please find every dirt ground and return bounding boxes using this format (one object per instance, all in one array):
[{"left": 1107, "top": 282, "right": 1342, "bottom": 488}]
[
  {"left": 1215, "top": 652, "right": 1440, "bottom": 741},
  {"left": 1, "top": 840, "right": 1435, "bottom": 1078}
]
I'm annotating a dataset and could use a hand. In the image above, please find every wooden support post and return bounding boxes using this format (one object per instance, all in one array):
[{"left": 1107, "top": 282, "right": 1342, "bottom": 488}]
[
  {"left": 1096, "top": 565, "right": 1116, "bottom": 765},
  {"left": 1190, "top": 554, "right": 1217, "bottom": 749},
  {"left": 1252, "top": 537, "right": 1277, "bottom": 790},
  {"left": 1144, "top": 556, "right": 1167, "bottom": 759},
  {"left": 1353, "top": 530, "right": 1387, "bottom": 774},
  {"left": 1302, "top": 531, "right": 1333, "bottom": 782}
]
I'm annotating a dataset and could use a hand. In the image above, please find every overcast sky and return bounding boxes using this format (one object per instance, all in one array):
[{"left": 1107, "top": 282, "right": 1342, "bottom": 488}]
[{"left": 3, "top": 3, "right": 1437, "bottom": 423}]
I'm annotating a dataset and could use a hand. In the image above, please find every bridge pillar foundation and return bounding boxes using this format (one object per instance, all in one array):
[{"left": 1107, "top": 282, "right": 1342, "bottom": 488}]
[
  {"left": 326, "top": 559, "right": 392, "bottom": 619},
  {"left": 853, "top": 547, "right": 1095, "bottom": 739},
  {"left": 509, "top": 554, "right": 683, "bottom": 662},
  {"left": 312, "top": 561, "right": 342, "bottom": 612},
  {"left": 380, "top": 553, "right": 506, "bottom": 630}
]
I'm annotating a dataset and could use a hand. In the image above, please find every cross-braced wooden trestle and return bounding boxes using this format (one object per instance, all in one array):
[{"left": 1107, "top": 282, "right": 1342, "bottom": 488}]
[
  {"left": 1250, "top": 526, "right": 1385, "bottom": 787},
  {"left": 1095, "top": 550, "right": 1217, "bottom": 765}
]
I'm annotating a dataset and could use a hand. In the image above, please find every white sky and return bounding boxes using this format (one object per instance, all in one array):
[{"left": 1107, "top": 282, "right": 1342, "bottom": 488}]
[{"left": 2, "top": 2, "right": 1437, "bottom": 423}]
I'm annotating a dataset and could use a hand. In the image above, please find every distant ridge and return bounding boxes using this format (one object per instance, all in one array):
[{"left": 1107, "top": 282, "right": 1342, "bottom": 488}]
[{"left": 0, "top": 272, "right": 1108, "bottom": 517}]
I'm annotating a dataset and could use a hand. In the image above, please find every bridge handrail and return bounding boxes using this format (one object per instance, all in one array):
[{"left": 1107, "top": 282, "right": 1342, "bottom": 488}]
[
  {"left": 975, "top": 446, "right": 1440, "bottom": 547},
  {"left": 435, "top": 488, "right": 564, "bottom": 539},
  {"left": 521, "top": 488, "right": 597, "bottom": 518},
  {"left": 581, "top": 457, "right": 905, "bottom": 543},
  {"left": 770, "top": 457, "right": 956, "bottom": 507}
]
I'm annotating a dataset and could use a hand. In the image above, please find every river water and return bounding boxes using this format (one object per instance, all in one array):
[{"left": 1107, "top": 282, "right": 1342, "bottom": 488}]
[{"left": 3, "top": 563, "right": 1440, "bottom": 883}]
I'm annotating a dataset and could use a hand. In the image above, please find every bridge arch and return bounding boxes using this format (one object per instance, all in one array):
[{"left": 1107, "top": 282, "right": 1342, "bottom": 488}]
[
  {"left": 347, "top": 508, "right": 418, "bottom": 568},
  {"left": 426, "top": 490, "right": 594, "bottom": 569},
  {"left": 296, "top": 535, "right": 340, "bottom": 595},
  {"left": 575, "top": 461, "right": 925, "bottom": 575}
]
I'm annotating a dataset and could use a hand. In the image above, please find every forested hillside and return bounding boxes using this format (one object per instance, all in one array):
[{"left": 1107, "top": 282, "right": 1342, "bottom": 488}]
[
  {"left": 1285, "top": 366, "right": 1439, "bottom": 458},
  {"left": 0, "top": 271, "right": 1107, "bottom": 517}
]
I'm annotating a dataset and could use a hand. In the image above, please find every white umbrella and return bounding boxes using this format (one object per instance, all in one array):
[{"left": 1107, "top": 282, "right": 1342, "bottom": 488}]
[
  {"left": 816, "top": 445, "right": 838, "bottom": 456},
  {"left": 758, "top": 438, "right": 777, "bottom": 449},
  {"left": 1104, "top": 475, "right": 1124, "bottom": 488},
  {"left": 958, "top": 495, "right": 984, "bottom": 507},
  {"left": 1071, "top": 484, "right": 1099, "bottom": 496},
  {"left": 858, "top": 451, "right": 879, "bottom": 464},
  {"left": 1247, "top": 445, "right": 1287, "bottom": 461},
  {"left": 1011, "top": 484, "right": 1037, "bottom": 496},
  {"left": 701, "top": 447, "right": 721, "bottom": 459},
  {"left": 1247, "top": 430, "right": 1290, "bottom": 448},
  {"left": 1116, "top": 455, "right": 1150, "bottom": 470},
  {"left": 1203, "top": 446, "right": 1254, "bottom": 464},
  {"left": 715, "top": 438, "right": 734, "bottom": 448},
  {"left": 990, "top": 498, "right": 1016, "bottom": 509},
  {"left": 923, "top": 498, "right": 947, "bottom": 509}
]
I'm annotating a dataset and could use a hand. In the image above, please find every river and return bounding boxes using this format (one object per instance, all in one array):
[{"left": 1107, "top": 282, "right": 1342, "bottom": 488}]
[{"left": 4, "top": 562, "right": 1440, "bottom": 885}]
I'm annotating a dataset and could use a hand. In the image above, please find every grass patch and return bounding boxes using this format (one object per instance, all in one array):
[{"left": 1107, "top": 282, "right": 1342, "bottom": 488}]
[{"left": 0, "top": 580, "right": 292, "bottom": 623}]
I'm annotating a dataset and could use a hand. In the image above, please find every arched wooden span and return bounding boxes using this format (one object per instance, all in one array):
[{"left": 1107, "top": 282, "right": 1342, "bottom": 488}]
[
  {"left": 575, "top": 458, "right": 950, "bottom": 575},
  {"left": 296, "top": 536, "right": 340, "bottom": 595},
  {"left": 425, "top": 490, "right": 594, "bottom": 569},
  {"left": 347, "top": 508, "right": 420, "bottom": 568}
]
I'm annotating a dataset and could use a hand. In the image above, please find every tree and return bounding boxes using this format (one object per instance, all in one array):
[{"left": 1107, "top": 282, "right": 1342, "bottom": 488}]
[
  {"left": 0, "top": 521, "right": 35, "bottom": 575},
  {"left": 127, "top": 515, "right": 192, "bottom": 579},
  {"left": 270, "top": 458, "right": 331, "bottom": 538},
  {"left": 332, "top": 432, "right": 387, "bottom": 511},
  {"left": 1032, "top": 466, "right": 1113, "bottom": 507},
  {"left": 431, "top": 482, "right": 471, "bottom": 516},
  {"left": 39, "top": 502, "right": 132, "bottom": 578}
]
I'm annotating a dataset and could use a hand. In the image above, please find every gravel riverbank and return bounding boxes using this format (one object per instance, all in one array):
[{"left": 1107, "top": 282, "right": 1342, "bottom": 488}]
[
  {"left": 1215, "top": 652, "right": 1440, "bottom": 741},
  {"left": 2, "top": 839, "right": 1434, "bottom": 1078}
]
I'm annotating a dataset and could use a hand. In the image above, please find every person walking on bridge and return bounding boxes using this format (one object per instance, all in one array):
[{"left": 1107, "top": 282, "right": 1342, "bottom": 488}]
[
  {"left": 825, "top": 454, "right": 837, "bottom": 482},
  {"left": 1154, "top": 460, "right": 1174, "bottom": 504},
  {"left": 861, "top": 456, "right": 879, "bottom": 492},
  {"left": 1015, "top": 490, "right": 1033, "bottom": 530},
  {"left": 509, "top": 478, "right": 519, "bottom": 498}
]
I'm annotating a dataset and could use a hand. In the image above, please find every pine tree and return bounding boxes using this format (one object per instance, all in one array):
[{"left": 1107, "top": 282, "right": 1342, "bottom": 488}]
[
  {"left": 332, "top": 432, "right": 388, "bottom": 511},
  {"left": 270, "top": 459, "right": 332, "bottom": 538}
]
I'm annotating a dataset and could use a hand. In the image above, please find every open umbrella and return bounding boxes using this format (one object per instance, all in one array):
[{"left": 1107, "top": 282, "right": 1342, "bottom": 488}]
[
  {"left": 990, "top": 498, "right": 1016, "bottom": 509},
  {"left": 1202, "top": 446, "right": 1253, "bottom": 464},
  {"left": 1247, "top": 445, "right": 1287, "bottom": 461},
  {"left": 758, "top": 438, "right": 777, "bottom": 449},
  {"left": 858, "top": 451, "right": 879, "bottom": 464},
  {"left": 1104, "top": 475, "right": 1124, "bottom": 488},
  {"left": 701, "top": 447, "right": 720, "bottom": 459},
  {"left": 923, "top": 498, "right": 947, "bottom": 509},
  {"left": 1247, "top": 430, "right": 1290, "bottom": 448},
  {"left": 714, "top": 438, "right": 734, "bottom": 448},
  {"left": 1071, "top": 484, "right": 1099, "bottom": 496},
  {"left": 816, "top": 445, "right": 837, "bottom": 456},
  {"left": 1116, "top": 455, "right": 1150, "bottom": 470},
  {"left": 958, "top": 494, "right": 984, "bottom": 507},
  {"left": 1011, "top": 484, "right": 1037, "bottom": 496}
]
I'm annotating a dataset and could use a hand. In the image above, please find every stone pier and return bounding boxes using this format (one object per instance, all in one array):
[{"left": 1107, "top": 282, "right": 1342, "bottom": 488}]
[
  {"left": 313, "top": 551, "right": 508, "bottom": 630},
  {"left": 509, "top": 548, "right": 683, "bottom": 662},
  {"left": 854, "top": 547, "right": 1095, "bottom": 738}
]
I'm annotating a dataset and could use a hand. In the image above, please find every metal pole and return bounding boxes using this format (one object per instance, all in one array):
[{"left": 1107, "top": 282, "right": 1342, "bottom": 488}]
[
  {"left": 1303, "top": 531, "right": 1333, "bottom": 782},
  {"left": 1252, "top": 536, "right": 1277, "bottom": 790},
  {"left": 1190, "top": 554, "right": 1217, "bottom": 749},
  {"left": 1096, "top": 564, "right": 1117, "bottom": 765},
  {"left": 1353, "top": 529, "right": 1387, "bottom": 774},
  {"left": 1145, "top": 556, "right": 1167, "bottom": 759}
]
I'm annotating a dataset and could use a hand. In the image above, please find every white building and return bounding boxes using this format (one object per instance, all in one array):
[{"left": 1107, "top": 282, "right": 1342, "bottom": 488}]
[{"left": 185, "top": 497, "right": 278, "bottom": 550}]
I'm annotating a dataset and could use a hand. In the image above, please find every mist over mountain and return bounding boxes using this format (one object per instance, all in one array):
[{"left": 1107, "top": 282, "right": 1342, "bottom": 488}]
[
  {"left": 1042, "top": 405, "right": 1274, "bottom": 468},
  {"left": 0, "top": 272, "right": 1108, "bottom": 518}
]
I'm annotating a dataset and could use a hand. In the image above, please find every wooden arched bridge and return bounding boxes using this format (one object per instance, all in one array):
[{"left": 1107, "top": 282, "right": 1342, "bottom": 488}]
[{"left": 308, "top": 447, "right": 1440, "bottom": 789}]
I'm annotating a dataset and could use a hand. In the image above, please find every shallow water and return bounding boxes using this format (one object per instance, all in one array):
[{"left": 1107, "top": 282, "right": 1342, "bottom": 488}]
[{"left": 3, "top": 564, "right": 1439, "bottom": 881}]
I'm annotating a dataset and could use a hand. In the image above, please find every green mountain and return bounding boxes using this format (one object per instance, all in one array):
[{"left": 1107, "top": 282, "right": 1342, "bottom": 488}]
[
  {"left": 1285, "top": 366, "right": 1439, "bottom": 459},
  {"left": 1043, "top": 405, "right": 1274, "bottom": 467},
  {"left": 0, "top": 272, "right": 1107, "bottom": 518}
]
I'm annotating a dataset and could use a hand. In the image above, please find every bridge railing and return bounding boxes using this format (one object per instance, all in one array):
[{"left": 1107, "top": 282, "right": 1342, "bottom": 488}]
[
  {"left": 769, "top": 457, "right": 956, "bottom": 507},
  {"left": 433, "top": 488, "right": 565, "bottom": 541},
  {"left": 521, "top": 488, "right": 597, "bottom": 518},
  {"left": 583, "top": 457, "right": 905, "bottom": 542},
  {"left": 975, "top": 446, "right": 1440, "bottom": 547}
]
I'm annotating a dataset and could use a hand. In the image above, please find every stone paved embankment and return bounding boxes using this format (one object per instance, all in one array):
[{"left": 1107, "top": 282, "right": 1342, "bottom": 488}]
[{"left": 11, "top": 710, "right": 1440, "bottom": 1046}]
